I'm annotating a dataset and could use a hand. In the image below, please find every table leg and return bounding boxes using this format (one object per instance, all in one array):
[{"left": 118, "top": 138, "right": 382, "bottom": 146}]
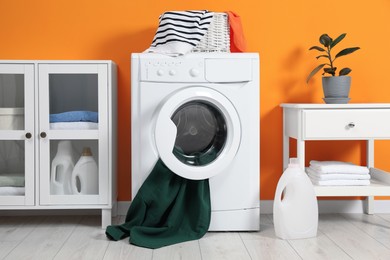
[
  {"left": 282, "top": 109, "right": 289, "bottom": 170},
  {"left": 364, "top": 139, "right": 375, "bottom": 214},
  {"left": 102, "top": 208, "right": 112, "bottom": 229},
  {"left": 297, "top": 139, "right": 305, "bottom": 170},
  {"left": 283, "top": 135, "right": 289, "bottom": 170}
]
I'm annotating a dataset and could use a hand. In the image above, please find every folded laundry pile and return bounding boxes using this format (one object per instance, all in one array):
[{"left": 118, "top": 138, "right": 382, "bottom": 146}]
[
  {"left": 0, "top": 173, "right": 25, "bottom": 195},
  {"left": 0, "top": 186, "right": 25, "bottom": 196},
  {"left": 306, "top": 160, "right": 371, "bottom": 186},
  {"left": 0, "top": 140, "right": 25, "bottom": 195},
  {"left": 49, "top": 111, "right": 98, "bottom": 130},
  {"left": 144, "top": 10, "right": 247, "bottom": 56},
  {"left": 145, "top": 10, "right": 214, "bottom": 56}
]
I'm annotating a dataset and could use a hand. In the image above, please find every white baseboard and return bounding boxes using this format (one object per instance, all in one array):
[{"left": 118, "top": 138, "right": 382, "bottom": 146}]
[
  {"left": 260, "top": 200, "right": 390, "bottom": 214},
  {"left": 4, "top": 200, "right": 387, "bottom": 217},
  {"left": 117, "top": 201, "right": 132, "bottom": 215},
  {"left": 117, "top": 200, "right": 390, "bottom": 215},
  {"left": 0, "top": 209, "right": 101, "bottom": 216}
]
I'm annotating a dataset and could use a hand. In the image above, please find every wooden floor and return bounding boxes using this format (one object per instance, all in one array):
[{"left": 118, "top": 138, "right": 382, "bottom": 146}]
[{"left": 1, "top": 214, "right": 390, "bottom": 259}]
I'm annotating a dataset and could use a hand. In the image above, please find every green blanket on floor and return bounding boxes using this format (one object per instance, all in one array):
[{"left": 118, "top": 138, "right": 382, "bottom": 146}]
[{"left": 105, "top": 159, "right": 211, "bottom": 249}]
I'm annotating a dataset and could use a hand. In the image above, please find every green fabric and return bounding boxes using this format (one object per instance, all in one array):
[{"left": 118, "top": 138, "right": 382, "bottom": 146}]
[
  {"left": 0, "top": 174, "right": 25, "bottom": 187},
  {"left": 105, "top": 159, "right": 211, "bottom": 249}
]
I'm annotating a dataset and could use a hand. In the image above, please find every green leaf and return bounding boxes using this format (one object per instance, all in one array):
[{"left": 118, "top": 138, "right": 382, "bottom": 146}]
[
  {"left": 306, "top": 64, "right": 326, "bottom": 83},
  {"left": 319, "top": 34, "right": 332, "bottom": 47},
  {"left": 339, "top": 68, "right": 352, "bottom": 76},
  {"left": 316, "top": 55, "right": 329, "bottom": 59},
  {"left": 330, "top": 33, "right": 346, "bottom": 49},
  {"left": 309, "top": 46, "right": 326, "bottom": 52},
  {"left": 335, "top": 47, "right": 360, "bottom": 59}
]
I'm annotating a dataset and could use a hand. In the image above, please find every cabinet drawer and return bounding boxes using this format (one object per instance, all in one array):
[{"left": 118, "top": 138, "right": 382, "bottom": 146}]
[{"left": 303, "top": 109, "right": 390, "bottom": 139}]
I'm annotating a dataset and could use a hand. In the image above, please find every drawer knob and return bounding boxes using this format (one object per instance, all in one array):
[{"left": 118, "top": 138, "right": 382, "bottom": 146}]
[{"left": 348, "top": 122, "right": 355, "bottom": 128}]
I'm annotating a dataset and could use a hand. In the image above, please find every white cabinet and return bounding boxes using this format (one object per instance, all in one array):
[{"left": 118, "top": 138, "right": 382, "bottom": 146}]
[
  {"left": 281, "top": 103, "right": 390, "bottom": 214},
  {"left": 0, "top": 64, "right": 35, "bottom": 206},
  {"left": 0, "top": 61, "right": 117, "bottom": 227}
]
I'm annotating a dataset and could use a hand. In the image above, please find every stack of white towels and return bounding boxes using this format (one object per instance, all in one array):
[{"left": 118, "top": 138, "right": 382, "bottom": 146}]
[
  {"left": 307, "top": 160, "right": 371, "bottom": 186},
  {"left": 0, "top": 173, "right": 25, "bottom": 195}
]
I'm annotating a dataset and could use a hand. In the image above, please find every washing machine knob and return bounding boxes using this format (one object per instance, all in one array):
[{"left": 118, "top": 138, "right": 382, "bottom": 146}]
[
  {"left": 189, "top": 68, "right": 200, "bottom": 77},
  {"left": 169, "top": 69, "right": 176, "bottom": 76},
  {"left": 157, "top": 69, "right": 164, "bottom": 76}
]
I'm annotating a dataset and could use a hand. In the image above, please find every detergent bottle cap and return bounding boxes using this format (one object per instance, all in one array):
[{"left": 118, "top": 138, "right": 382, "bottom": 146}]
[
  {"left": 288, "top": 158, "right": 300, "bottom": 168},
  {"left": 81, "top": 147, "right": 93, "bottom": 156}
]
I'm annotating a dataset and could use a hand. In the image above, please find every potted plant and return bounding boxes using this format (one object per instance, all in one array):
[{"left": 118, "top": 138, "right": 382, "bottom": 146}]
[{"left": 306, "top": 33, "right": 360, "bottom": 104}]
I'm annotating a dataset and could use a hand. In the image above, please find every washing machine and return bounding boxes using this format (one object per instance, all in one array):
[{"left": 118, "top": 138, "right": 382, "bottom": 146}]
[{"left": 131, "top": 52, "right": 260, "bottom": 231}]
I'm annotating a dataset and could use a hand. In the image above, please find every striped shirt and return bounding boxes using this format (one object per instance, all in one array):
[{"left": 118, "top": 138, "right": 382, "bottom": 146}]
[{"left": 146, "top": 10, "right": 214, "bottom": 56}]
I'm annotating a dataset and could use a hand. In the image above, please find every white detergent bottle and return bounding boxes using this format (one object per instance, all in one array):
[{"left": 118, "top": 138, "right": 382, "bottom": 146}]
[
  {"left": 71, "top": 147, "right": 98, "bottom": 195},
  {"left": 273, "top": 158, "right": 318, "bottom": 239},
  {"left": 50, "top": 141, "right": 76, "bottom": 195}
]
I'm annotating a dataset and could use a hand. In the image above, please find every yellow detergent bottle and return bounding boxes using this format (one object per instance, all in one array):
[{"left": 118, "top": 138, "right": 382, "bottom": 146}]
[{"left": 71, "top": 147, "right": 98, "bottom": 195}]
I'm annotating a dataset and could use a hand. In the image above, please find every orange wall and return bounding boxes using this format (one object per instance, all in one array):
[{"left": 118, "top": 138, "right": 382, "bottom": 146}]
[{"left": 1, "top": 1, "right": 390, "bottom": 201}]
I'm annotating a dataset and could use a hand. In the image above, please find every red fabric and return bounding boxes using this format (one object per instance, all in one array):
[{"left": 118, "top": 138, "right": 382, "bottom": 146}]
[{"left": 226, "top": 11, "right": 247, "bottom": 52}]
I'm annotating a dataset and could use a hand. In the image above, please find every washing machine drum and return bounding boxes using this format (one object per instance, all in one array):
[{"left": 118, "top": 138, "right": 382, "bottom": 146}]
[
  {"left": 155, "top": 87, "right": 241, "bottom": 180},
  {"left": 172, "top": 101, "right": 226, "bottom": 166}
]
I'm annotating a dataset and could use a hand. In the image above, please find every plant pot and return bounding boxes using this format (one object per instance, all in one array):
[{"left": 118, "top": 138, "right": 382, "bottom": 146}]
[{"left": 322, "top": 76, "right": 351, "bottom": 104}]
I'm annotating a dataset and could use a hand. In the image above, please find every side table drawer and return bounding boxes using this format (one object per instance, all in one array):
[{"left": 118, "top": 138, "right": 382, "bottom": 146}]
[{"left": 303, "top": 109, "right": 390, "bottom": 139}]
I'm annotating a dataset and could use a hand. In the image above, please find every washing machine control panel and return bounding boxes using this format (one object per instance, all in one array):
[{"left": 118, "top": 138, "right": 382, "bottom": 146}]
[{"left": 140, "top": 58, "right": 205, "bottom": 82}]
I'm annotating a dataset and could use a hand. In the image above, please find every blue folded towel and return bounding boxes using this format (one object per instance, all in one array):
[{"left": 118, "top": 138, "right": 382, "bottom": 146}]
[{"left": 50, "top": 111, "right": 98, "bottom": 123}]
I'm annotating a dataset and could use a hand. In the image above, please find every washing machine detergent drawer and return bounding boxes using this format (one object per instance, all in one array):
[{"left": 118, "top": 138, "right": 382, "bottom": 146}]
[{"left": 205, "top": 58, "right": 252, "bottom": 82}]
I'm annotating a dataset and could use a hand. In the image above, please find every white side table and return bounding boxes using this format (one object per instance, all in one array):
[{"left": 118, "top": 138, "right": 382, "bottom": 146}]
[{"left": 281, "top": 103, "right": 390, "bottom": 214}]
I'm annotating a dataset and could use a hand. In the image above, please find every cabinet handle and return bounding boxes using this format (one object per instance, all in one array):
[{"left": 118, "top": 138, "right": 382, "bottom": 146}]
[
  {"left": 348, "top": 122, "right": 355, "bottom": 128},
  {"left": 40, "top": 132, "right": 47, "bottom": 138},
  {"left": 25, "top": 132, "right": 32, "bottom": 139}
]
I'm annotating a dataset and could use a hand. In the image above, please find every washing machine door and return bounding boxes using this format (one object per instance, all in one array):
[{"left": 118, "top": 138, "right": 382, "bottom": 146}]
[{"left": 155, "top": 87, "right": 241, "bottom": 180}]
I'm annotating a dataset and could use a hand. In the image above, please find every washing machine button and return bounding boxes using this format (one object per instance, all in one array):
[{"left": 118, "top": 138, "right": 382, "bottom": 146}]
[
  {"left": 189, "top": 68, "right": 200, "bottom": 77},
  {"left": 157, "top": 69, "right": 164, "bottom": 76},
  {"left": 169, "top": 70, "right": 176, "bottom": 76}
]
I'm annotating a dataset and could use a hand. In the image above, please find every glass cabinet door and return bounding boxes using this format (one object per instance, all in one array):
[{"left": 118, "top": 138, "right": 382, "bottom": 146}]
[
  {"left": 38, "top": 64, "right": 109, "bottom": 205},
  {"left": 0, "top": 64, "right": 34, "bottom": 206}
]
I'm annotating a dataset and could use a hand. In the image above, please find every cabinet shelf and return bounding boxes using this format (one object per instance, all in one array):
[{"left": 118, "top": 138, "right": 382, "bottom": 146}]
[
  {"left": 49, "top": 130, "right": 99, "bottom": 139},
  {"left": 314, "top": 168, "right": 390, "bottom": 197},
  {"left": 0, "top": 131, "right": 27, "bottom": 139}
]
